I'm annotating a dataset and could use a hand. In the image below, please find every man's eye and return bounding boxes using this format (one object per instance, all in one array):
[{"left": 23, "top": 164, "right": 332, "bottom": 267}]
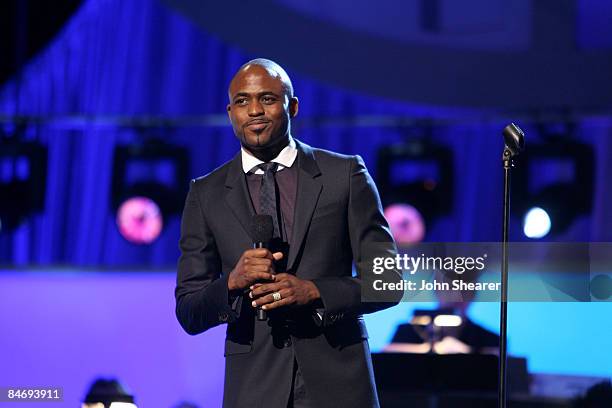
[
  {"left": 262, "top": 96, "right": 276, "bottom": 103},
  {"left": 235, "top": 99, "right": 247, "bottom": 105}
]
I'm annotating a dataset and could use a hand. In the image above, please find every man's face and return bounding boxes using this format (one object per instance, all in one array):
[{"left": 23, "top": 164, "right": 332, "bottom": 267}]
[{"left": 227, "top": 65, "right": 298, "bottom": 154}]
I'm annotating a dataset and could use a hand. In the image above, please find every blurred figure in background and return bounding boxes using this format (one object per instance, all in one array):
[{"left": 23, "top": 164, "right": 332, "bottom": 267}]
[
  {"left": 82, "top": 377, "right": 137, "bottom": 408},
  {"left": 385, "top": 266, "right": 499, "bottom": 354}
]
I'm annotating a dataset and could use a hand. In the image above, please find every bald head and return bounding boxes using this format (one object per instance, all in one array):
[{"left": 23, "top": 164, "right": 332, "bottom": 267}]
[
  {"left": 226, "top": 58, "right": 299, "bottom": 162},
  {"left": 229, "top": 58, "right": 294, "bottom": 99}
]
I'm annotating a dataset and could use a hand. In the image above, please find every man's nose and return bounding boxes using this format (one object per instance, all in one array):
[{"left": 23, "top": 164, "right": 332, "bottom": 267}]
[{"left": 248, "top": 100, "right": 264, "bottom": 116}]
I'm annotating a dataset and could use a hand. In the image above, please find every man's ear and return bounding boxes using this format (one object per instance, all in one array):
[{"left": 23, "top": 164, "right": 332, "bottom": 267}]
[{"left": 289, "top": 97, "right": 299, "bottom": 118}]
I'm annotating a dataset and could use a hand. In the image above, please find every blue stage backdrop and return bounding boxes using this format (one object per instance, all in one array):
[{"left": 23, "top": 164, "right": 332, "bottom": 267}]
[
  {"left": 1, "top": 0, "right": 612, "bottom": 265},
  {"left": 0, "top": 1, "right": 611, "bottom": 405}
]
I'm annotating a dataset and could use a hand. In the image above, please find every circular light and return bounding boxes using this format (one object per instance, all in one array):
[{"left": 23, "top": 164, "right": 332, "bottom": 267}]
[
  {"left": 384, "top": 203, "right": 426, "bottom": 244},
  {"left": 523, "top": 207, "right": 551, "bottom": 239},
  {"left": 116, "top": 197, "right": 163, "bottom": 244}
]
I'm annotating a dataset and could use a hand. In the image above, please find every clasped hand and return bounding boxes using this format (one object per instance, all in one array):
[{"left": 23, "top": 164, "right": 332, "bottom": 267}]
[{"left": 227, "top": 248, "right": 320, "bottom": 310}]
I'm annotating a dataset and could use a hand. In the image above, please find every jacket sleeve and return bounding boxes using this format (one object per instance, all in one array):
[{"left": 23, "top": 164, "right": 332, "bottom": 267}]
[
  {"left": 175, "top": 180, "right": 242, "bottom": 335},
  {"left": 312, "top": 155, "right": 401, "bottom": 327}
]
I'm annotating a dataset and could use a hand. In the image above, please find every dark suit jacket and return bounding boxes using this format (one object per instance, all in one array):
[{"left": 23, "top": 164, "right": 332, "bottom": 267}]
[{"left": 176, "top": 140, "right": 399, "bottom": 408}]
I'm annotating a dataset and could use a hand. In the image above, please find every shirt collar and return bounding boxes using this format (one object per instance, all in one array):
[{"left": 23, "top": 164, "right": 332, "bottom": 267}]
[{"left": 241, "top": 137, "right": 297, "bottom": 174}]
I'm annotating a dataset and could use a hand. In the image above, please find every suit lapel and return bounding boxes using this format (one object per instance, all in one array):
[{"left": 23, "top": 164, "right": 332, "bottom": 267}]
[
  {"left": 224, "top": 153, "right": 255, "bottom": 237},
  {"left": 288, "top": 141, "right": 322, "bottom": 271}
]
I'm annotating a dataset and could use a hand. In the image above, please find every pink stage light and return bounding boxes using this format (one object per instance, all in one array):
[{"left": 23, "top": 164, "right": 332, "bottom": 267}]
[
  {"left": 116, "top": 197, "right": 163, "bottom": 245},
  {"left": 384, "top": 203, "right": 425, "bottom": 244}
]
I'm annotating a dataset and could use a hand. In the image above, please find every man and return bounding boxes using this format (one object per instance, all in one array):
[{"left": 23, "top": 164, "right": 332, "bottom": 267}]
[{"left": 176, "top": 58, "right": 399, "bottom": 408}]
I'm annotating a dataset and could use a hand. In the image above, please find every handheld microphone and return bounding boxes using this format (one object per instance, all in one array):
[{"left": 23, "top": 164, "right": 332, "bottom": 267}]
[{"left": 249, "top": 215, "right": 274, "bottom": 321}]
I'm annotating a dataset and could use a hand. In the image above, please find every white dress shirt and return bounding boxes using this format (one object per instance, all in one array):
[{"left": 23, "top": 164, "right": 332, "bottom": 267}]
[{"left": 241, "top": 137, "right": 297, "bottom": 174}]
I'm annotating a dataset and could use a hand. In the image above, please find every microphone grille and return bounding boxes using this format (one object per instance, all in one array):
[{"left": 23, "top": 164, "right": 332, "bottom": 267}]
[{"left": 250, "top": 214, "right": 274, "bottom": 243}]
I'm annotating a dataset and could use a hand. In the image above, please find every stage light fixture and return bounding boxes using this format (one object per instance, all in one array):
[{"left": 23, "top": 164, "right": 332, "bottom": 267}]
[
  {"left": 116, "top": 196, "right": 163, "bottom": 244},
  {"left": 377, "top": 140, "right": 453, "bottom": 240},
  {"left": 433, "top": 314, "right": 463, "bottom": 328},
  {"left": 522, "top": 207, "right": 551, "bottom": 239},
  {"left": 513, "top": 136, "right": 593, "bottom": 239},
  {"left": 384, "top": 203, "right": 426, "bottom": 244},
  {"left": 0, "top": 137, "right": 47, "bottom": 231},
  {"left": 111, "top": 140, "right": 189, "bottom": 245}
]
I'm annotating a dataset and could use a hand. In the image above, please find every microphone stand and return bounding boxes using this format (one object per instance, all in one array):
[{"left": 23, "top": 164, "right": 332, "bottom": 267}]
[{"left": 498, "top": 124, "right": 524, "bottom": 408}]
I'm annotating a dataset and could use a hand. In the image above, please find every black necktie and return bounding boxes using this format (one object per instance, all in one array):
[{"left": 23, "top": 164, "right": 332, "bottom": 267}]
[{"left": 258, "top": 162, "right": 280, "bottom": 238}]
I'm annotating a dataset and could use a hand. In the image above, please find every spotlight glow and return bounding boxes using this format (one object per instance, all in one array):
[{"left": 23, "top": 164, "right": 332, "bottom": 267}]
[
  {"left": 384, "top": 203, "right": 425, "bottom": 244},
  {"left": 116, "top": 197, "right": 163, "bottom": 244},
  {"left": 433, "top": 314, "right": 463, "bottom": 327},
  {"left": 523, "top": 207, "right": 551, "bottom": 239}
]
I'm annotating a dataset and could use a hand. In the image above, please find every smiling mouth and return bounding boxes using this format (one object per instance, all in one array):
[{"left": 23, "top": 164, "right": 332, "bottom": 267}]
[{"left": 246, "top": 121, "right": 269, "bottom": 132}]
